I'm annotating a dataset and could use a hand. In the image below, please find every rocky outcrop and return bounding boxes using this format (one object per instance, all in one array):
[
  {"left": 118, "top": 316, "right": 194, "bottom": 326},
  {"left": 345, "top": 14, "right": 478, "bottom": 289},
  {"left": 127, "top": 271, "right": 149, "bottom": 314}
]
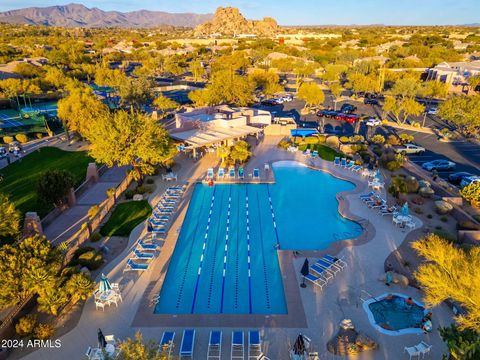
[
  {"left": 435, "top": 200, "right": 454, "bottom": 214},
  {"left": 327, "top": 319, "right": 378, "bottom": 356},
  {"left": 194, "top": 7, "right": 279, "bottom": 37}
]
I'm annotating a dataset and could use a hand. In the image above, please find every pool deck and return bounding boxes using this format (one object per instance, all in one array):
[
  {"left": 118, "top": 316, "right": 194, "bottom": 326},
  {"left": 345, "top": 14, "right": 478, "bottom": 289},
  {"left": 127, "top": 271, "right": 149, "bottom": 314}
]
[{"left": 20, "top": 136, "right": 454, "bottom": 360}]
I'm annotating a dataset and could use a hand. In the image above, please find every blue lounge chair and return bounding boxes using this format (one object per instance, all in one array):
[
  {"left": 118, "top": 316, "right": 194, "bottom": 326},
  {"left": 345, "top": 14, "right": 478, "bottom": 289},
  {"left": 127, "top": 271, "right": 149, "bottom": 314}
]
[
  {"left": 229, "top": 167, "right": 235, "bottom": 179},
  {"left": 133, "top": 249, "right": 155, "bottom": 260},
  {"left": 218, "top": 168, "right": 225, "bottom": 179},
  {"left": 316, "top": 258, "right": 341, "bottom": 275},
  {"left": 207, "top": 168, "right": 214, "bottom": 180},
  {"left": 231, "top": 331, "right": 244, "bottom": 360},
  {"left": 248, "top": 330, "right": 263, "bottom": 359},
  {"left": 311, "top": 150, "right": 318, "bottom": 158},
  {"left": 238, "top": 167, "right": 244, "bottom": 179},
  {"left": 152, "top": 214, "right": 170, "bottom": 220},
  {"left": 207, "top": 331, "right": 222, "bottom": 359},
  {"left": 334, "top": 157, "right": 340, "bottom": 166},
  {"left": 345, "top": 160, "right": 354, "bottom": 169},
  {"left": 352, "top": 165, "right": 362, "bottom": 172},
  {"left": 125, "top": 259, "right": 149, "bottom": 271},
  {"left": 304, "top": 273, "right": 326, "bottom": 289},
  {"left": 137, "top": 239, "right": 159, "bottom": 251},
  {"left": 340, "top": 158, "right": 347, "bottom": 167},
  {"left": 253, "top": 168, "right": 260, "bottom": 179},
  {"left": 360, "top": 191, "right": 375, "bottom": 199},
  {"left": 310, "top": 264, "right": 333, "bottom": 282},
  {"left": 159, "top": 331, "right": 175, "bottom": 358},
  {"left": 324, "top": 255, "right": 348, "bottom": 269},
  {"left": 180, "top": 329, "right": 195, "bottom": 359}
]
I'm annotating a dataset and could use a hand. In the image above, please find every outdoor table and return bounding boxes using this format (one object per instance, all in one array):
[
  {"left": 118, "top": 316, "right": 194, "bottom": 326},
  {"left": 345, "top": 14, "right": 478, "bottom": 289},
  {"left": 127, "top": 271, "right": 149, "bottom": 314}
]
[
  {"left": 105, "top": 344, "right": 115, "bottom": 356},
  {"left": 98, "top": 290, "right": 115, "bottom": 302},
  {"left": 395, "top": 215, "right": 412, "bottom": 226}
]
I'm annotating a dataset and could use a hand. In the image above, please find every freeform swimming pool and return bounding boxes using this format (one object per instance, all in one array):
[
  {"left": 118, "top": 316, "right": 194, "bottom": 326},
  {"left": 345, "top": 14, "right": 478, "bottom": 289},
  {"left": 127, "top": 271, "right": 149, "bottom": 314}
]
[{"left": 154, "top": 162, "right": 362, "bottom": 315}]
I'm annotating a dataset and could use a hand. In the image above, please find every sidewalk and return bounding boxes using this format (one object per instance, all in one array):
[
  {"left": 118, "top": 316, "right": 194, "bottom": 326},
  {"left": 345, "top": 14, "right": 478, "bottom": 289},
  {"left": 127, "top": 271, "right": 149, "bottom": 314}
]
[{"left": 45, "top": 166, "right": 128, "bottom": 245}]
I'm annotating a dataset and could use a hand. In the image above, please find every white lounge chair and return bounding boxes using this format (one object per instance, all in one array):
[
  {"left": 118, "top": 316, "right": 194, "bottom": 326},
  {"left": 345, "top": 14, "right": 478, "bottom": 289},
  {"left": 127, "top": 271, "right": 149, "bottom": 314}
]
[{"left": 231, "top": 331, "right": 244, "bottom": 360}]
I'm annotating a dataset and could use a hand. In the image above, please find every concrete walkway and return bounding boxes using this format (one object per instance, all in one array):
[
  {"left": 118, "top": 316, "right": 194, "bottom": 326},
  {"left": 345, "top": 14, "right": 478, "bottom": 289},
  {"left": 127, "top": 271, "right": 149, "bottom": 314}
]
[
  {"left": 44, "top": 166, "right": 128, "bottom": 245},
  {"left": 21, "top": 136, "right": 454, "bottom": 360}
]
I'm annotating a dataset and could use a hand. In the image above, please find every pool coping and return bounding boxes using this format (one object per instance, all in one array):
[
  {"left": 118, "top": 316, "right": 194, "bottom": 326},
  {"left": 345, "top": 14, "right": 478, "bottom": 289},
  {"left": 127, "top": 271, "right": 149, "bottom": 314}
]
[
  {"left": 131, "top": 157, "right": 376, "bottom": 328},
  {"left": 362, "top": 292, "right": 425, "bottom": 336}
]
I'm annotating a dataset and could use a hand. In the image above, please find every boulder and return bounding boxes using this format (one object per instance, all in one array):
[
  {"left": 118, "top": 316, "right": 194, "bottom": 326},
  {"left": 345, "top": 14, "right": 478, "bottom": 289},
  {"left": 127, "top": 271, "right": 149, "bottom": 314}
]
[
  {"left": 435, "top": 200, "right": 453, "bottom": 215},
  {"left": 133, "top": 194, "right": 143, "bottom": 201},
  {"left": 418, "top": 180, "right": 431, "bottom": 188},
  {"left": 419, "top": 186, "right": 434, "bottom": 198}
]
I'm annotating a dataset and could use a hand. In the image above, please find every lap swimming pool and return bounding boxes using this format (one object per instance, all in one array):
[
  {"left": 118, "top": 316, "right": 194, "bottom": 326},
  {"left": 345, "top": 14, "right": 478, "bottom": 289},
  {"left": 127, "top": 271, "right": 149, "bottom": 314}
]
[{"left": 154, "top": 161, "right": 362, "bottom": 315}]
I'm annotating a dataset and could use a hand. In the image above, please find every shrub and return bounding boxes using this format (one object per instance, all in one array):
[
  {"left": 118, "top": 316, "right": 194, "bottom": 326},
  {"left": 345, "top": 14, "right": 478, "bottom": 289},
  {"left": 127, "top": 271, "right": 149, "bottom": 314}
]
[
  {"left": 386, "top": 160, "right": 402, "bottom": 172},
  {"left": 33, "top": 323, "right": 55, "bottom": 340},
  {"left": 388, "top": 176, "right": 409, "bottom": 197},
  {"left": 278, "top": 140, "right": 290, "bottom": 149},
  {"left": 325, "top": 136, "right": 339, "bottom": 148},
  {"left": 427, "top": 214, "right": 433, "bottom": 219},
  {"left": 405, "top": 176, "right": 419, "bottom": 193},
  {"left": 135, "top": 185, "right": 153, "bottom": 195},
  {"left": 35, "top": 133, "right": 44, "bottom": 139},
  {"left": 339, "top": 136, "right": 350, "bottom": 143},
  {"left": 411, "top": 121, "right": 420, "bottom": 128},
  {"left": 73, "top": 246, "right": 95, "bottom": 259},
  {"left": 90, "top": 232, "right": 102, "bottom": 242},
  {"left": 359, "top": 151, "right": 371, "bottom": 163},
  {"left": 473, "top": 215, "right": 480, "bottom": 222},
  {"left": 87, "top": 205, "right": 100, "bottom": 220},
  {"left": 440, "top": 216, "right": 449, "bottom": 222},
  {"left": 106, "top": 187, "right": 116, "bottom": 198},
  {"left": 77, "top": 250, "right": 103, "bottom": 270},
  {"left": 317, "top": 135, "right": 326, "bottom": 143},
  {"left": 386, "top": 135, "right": 401, "bottom": 146},
  {"left": 460, "top": 182, "right": 480, "bottom": 207},
  {"left": 303, "top": 136, "right": 318, "bottom": 145},
  {"left": 349, "top": 135, "right": 364, "bottom": 143},
  {"left": 414, "top": 207, "right": 424, "bottom": 214},
  {"left": 146, "top": 178, "right": 154, "bottom": 185},
  {"left": 399, "top": 133, "right": 414, "bottom": 143},
  {"left": 16, "top": 314, "right": 37, "bottom": 336},
  {"left": 371, "top": 134, "right": 385, "bottom": 145},
  {"left": 162, "top": 158, "right": 176, "bottom": 169},
  {"left": 3, "top": 136, "right": 14, "bottom": 144},
  {"left": 457, "top": 221, "right": 480, "bottom": 231},
  {"left": 15, "top": 133, "right": 28, "bottom": 143},
  {"left": 125, "top": 190, "right": 135, "bottom": 199}
]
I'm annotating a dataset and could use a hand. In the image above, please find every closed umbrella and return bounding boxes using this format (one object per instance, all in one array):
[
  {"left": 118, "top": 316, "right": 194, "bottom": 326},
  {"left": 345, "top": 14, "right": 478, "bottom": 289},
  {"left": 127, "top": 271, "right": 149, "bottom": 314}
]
[
  {"left": 98, "top": 273, "right": 112, "bottom": 294},
  {"left": 300, "top": 259, "right": 309, "bottom": 288},
  {"left": 400, "top": 202, "right": 410, "bottom": 217},
  {"left": 292, "top": 334, "right": 306, "bottom": 355},
  {"left": 97, "top": 328, "right": 107, "bottom": 348}
]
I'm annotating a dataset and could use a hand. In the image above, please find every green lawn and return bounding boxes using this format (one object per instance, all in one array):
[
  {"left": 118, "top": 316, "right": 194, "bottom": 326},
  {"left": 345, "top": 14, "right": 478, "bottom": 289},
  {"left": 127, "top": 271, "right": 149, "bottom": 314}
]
[
  {"left": 100, "top": 200, "right": 152, "bottom": 237},
  {"left": 0, "top": 147, "right": 93, "bottom": 218},
  {"left": 298, "top": 144, "right": 344, "bottom": 161}
]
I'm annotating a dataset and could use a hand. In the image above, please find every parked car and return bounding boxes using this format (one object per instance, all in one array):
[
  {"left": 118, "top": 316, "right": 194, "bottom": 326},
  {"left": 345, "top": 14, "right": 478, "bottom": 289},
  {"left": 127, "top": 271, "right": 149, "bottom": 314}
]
[
  {"left": 261, "top": 99, "right": 278, "bottom": 106},
  {"left": 8, "top": 141, "right": 21, "bottom": 153},
  {"left": 279, "top": 94, "right": 293, "bottom": 102},
  {"left": 460, "top": 176, "right": 480, "bottom": 188},
  {"left": 364, "top": 98, "right": 379, "bottom": 105},
  {"left": 422, "top": 159, "right": 456, "bottom": 171},
  {"left": 394, "top": 143, "right": 426, "bottom": 155},
  {"left": 448, "top": 172, "right": 473, "bottom": 185},
  {"left": 0, "top": 146, "right": 6, "bottom": 158},
  {"left": 340, "top": 103, "right": 357, "bottom": 114},
  {"left": 317, "top": 110, "right": 338, "bottom": 118},
  {"left": 365, "top": 117, "right": 381, "bottom": 126},
  {"left": 426, "top": 107, "right": 438, "bottom": 115}
]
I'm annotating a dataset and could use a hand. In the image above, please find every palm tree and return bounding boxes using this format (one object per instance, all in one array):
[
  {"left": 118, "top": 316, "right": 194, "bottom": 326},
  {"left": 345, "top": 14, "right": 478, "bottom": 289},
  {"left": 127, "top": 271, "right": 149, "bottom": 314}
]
[{"left": 65, "top": 273, "right": 95, "bottom": 305}]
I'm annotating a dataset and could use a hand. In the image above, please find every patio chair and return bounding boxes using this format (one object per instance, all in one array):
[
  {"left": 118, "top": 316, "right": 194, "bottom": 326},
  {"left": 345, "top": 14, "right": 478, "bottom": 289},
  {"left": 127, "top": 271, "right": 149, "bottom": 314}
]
[
  {"left": 405, "top": 221, "right": 416, "bottom": 230},
  {"left": 334, "top": 157, "right": 340, "bottom": 166},
  {"left": 359, "top": 191, "right": 375, "bottom": 199},
  {"left": 95, "top": 301, "right": 106, "bottom": 311},
  {"left": 340, "top": 158, "right": 347, "bottom": 167},
  {"left": 107, "top": 296, "right": 119, "bottom": 307},
  {"left": 124, "top": 259, "right": 149, "bottom": 272},
  {"left": 207, "top": 330, "right": 222, "bottom": 359},
  {"left": 229, "top": 167, "right": 236, "bottom": 179},
  {"left": 303, "top": 149, "right": 311, "bottom": 156},
  {"left": 231, "top": 331, "right": 245, "bottom": 360},
  {"left": 238, "top": 167, "right": 244, "bottom": 179},
  {"left": 137, "top": 239, "right": 159, "bottom": 251},
  {"left": 207, "top": 168, "right": 214, "bottom": 180},
  {"left": 404, "top": 345, "right": 421, "bottom": 360},
  {"left": 310, "top": 264, "right": 334, "bottom": 281},
  {"left": 132, "top": 249, "right": 155, "bottom": 260},
  {"left": 352, "top": 165, "right": 362, "bottom": 172},
  {"left": 303, "top": 273, "right": 326, "bottom": 290},
  {"left": 253, "top": 168, "right": 260, "bottom": 179},
  {"left": 311, "top": 150, "right": 318, "bottom": 158},
  {"left": 218, "top": 168, "right": 225, "bottom": 179},
  {"left": 416, "top": 341, "right": 432, "bottom": 357},
  {"left": 180, "top": 329, "right": 195, "bottom": 359},
  {"left": 248, "top": 330, "right": 263, "bottom": 360},
  {"left": 345, "top": 160, "right": 354, "bottom": 169},
  {"left": 392, "top": 216, "right": 403, "bottom": 227},
  {"left": 159, "top": 331, "right": 175, "bottom": 359},
  {"left": 316, "top": 258, "right": 341, "bottom": 274},
  {"left": 104, "top": 335, "right": 116, "bottom": 345},
  {"left": 85, "top": 347, "right": 103, "bottom": 360},
  {"left": 324, "top": 255, "right": 347, "bottom": 269}
]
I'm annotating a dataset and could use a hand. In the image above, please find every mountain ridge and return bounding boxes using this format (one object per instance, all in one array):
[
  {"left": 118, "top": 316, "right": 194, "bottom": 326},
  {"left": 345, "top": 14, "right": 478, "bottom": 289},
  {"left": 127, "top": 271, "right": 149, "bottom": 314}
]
[{"left": 0, "top": 3, "right": 213, "bottom": 28}]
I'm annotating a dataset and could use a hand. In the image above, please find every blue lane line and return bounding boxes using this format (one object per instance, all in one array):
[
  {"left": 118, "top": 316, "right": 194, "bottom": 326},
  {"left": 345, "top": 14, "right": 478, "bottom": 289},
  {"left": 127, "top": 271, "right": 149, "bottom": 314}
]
[
  {"left": 245, "top": 185, "right": 253, "bottom": 314},
  {"left": 266, "top": 184, "right": 281, "bottom": 248},
  {"left": 220, "top": 187, "right": 232, "bottom": 313},
  {"left": 255, "top": 191, "right": 271, "bottom": 310},
  {"left": 174, "top": 188, "right": 208, "bottom": 309},
  {"left": 190, "top": 186, "right": 217, "bottom": 313}
]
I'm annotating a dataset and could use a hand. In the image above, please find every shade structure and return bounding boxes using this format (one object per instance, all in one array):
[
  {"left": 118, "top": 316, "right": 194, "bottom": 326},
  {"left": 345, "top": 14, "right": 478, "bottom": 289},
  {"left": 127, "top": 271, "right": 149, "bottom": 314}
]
[
  {"left": 98, "top": 273, "right": 112, "bottom": 294},
  {"left": 400, "top": 202, "right": 409, "bottom": 217}
]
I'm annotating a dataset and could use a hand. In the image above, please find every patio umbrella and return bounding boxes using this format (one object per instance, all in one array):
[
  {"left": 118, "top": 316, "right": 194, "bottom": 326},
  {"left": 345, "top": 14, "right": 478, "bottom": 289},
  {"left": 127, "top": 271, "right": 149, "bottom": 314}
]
[
  {"left": 374, "top": 170, "right": 382, "bottom": 181},
  {"left": 400, "top": 202, "right": 410, "bottom": 217},
  {"left": 300, "top": 259, "right": 309, "bottom": 288},
  {"left": 292, "top": 334, "right": 306, "bottom": 355},
  {"left": 98, "top": 273, "right": 112, "bottom": 294},
  {"left": 97, "top": 328, "right": 107, "bottom": 348}
]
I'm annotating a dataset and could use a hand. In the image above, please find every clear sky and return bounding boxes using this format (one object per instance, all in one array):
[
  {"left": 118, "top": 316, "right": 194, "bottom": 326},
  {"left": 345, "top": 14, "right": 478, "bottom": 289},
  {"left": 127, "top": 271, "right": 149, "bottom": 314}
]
[{"left": 0, "top": 0, "right": 479, "bottom": 25}]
